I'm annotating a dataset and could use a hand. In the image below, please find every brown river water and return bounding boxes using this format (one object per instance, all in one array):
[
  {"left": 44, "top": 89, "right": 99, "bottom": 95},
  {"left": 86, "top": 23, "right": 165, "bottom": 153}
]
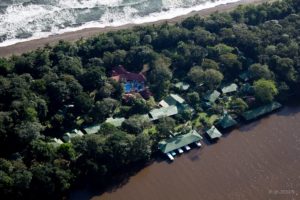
[{"left": 71, "top": 105, "right": 300, "bottom": 200}]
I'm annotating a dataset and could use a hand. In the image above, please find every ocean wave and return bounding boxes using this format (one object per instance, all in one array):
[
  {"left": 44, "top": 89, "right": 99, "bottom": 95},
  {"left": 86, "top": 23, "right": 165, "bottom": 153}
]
[{"left": 0, "top": 0, "right": 240, "bottom": 47}]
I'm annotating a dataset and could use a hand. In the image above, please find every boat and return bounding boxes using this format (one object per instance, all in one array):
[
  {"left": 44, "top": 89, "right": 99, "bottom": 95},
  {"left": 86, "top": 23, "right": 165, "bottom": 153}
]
[
  {"left": 166, "top": 153, "right": 174, "bottom": 161},
  {"left": 178, "top": 148, "right": 184, "bottom": 154},
  {"left": 185, "top": 145, "right": 191, "bottom": 151},
  {"left": 195, "top": 141, "right": 202, "bottom": 147}
]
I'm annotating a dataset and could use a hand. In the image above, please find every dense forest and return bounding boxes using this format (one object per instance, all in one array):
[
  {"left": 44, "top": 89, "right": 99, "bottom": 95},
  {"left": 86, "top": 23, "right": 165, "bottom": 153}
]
[{"left": 1, "top": 0, "right": 300, "bottom": 199}]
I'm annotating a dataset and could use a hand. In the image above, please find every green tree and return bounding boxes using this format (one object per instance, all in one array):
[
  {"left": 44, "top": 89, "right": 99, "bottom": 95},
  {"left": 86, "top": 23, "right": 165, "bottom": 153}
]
[
  {"left": 254, "top": 79, "right": 278, "bottom": 103},
  {"left": 26, "top": 139, "right": 56, "bottom": 162},
  {"left": 192, "top": 27, "right": 215, "bottom": 45},
  {"left": 79, "top": 68, "right": 105, "bottom": 91},
  {"left": 30, "top": 163, "right": 74, "bottom": 198},
  {"left": 208, "top": 43, "right": 234, "bottom": 57},
  {"left": 98, "top": 122, "right": 119, "bottom": 135},
  {"left": 203, "top": 69, "right": 224, "bottom": 89},
  {"left": 57, "top": 143, "right": 76, "bottom": 160},
  {"left": 201, "top": 58, "right": 219, "bottom": 70},
  {"left": 130, "top": 133, "right": 152, "bottom": 162},
  {"left": 14, "top": 122, "right": 44, "bottom": 146},
  {"left": 122, "top": 115, "right": 151, "bottom": 135},
  {"left": 104, "top": 131, "right": 135, "bottom": 167},
  {"left": 156, "top": 117, "right": 176, "bottom": 139},
  {"left": 74, "top": 93, "right": 93, "bottom": 114},
  {"left": 188, "top": 66, "right": 204, "bottom": 85},
  {"left": 275, "top": 57, "right": 297, "bottom": 82},
  {"left": 249, "top": 63, "right": 273, "bottom": 80},
  {"left": 148, "top": 56, "right": 172, "bottom": 99},
  {"left": 92, "top": 98, "right": 119, "bottom": 122},
  {"left": 229, "top": 98, "right": 248, "bottom": 114},
  {"left": 220, "top": 53, "right": 242, "bottom": 73},
  {"left": 0, "top": 58, "right": 13, "bottom": 75},
  {"left": 55, "top": 56, "right": 83, "bottom": 77},
  {"left": 24, "top": 107, "right": 38, "bottom": 121},
  {"left": 126, "top": 46, "right": 155, "bottom": 71},
  {"left": 128, "top": 98, "right": 150, "bottom": 115},
  {"left": 187, "top": 92, "right": 200, "bottom": 105},
  {"left": 98, "top": 82, "right": 114, "bottom": 99}
]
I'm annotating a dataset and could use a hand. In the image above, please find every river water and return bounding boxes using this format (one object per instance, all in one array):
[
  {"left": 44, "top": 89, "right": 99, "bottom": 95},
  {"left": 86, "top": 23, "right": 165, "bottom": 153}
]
[{"left": 72, "top": 105, "right": 300, "bottom": 200}]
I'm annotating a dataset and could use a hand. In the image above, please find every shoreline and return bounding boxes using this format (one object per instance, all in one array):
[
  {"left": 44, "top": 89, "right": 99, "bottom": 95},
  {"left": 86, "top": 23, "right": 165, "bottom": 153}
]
[
  {"left": 70, "top": 105, "right": 300, "bottom": 200},
  {"left": 0, "top": 0, "right": 272, "bottom": 58}
]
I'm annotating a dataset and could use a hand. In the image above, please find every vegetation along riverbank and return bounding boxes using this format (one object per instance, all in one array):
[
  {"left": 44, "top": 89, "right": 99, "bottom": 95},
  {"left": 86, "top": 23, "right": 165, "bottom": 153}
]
[{"left": 0, "top": 0, "right": 300, "bottom": 199}]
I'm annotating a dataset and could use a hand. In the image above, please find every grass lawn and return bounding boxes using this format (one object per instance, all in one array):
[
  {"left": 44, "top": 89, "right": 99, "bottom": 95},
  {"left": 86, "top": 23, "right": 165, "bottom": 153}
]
[
  {"left": 143, "top": 125, "right": 157, "bottom": 135},
  {"left": 192, "top": 112, "right": 220, "bottom": 128}
]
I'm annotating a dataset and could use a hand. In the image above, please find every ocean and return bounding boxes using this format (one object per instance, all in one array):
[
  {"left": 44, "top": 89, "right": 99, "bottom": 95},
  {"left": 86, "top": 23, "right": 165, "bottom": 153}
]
[{"left": 0, "top": 0, "right": 239, "bottom": 47}]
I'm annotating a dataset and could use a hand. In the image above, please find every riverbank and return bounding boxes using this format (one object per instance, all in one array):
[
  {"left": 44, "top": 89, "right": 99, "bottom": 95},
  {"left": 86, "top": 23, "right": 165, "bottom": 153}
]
[
  {"left": 0, "top": 0, "right": 273, "bottom": 58},
  {"left": 71, "top": 105, "right": 300, "bottom": 200}
]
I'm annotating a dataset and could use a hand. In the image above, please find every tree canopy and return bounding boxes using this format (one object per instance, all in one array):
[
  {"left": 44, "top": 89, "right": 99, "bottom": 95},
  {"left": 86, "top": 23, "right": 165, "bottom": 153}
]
[{"left": 0, "top": 0, "right": 300, "bottom": 199}]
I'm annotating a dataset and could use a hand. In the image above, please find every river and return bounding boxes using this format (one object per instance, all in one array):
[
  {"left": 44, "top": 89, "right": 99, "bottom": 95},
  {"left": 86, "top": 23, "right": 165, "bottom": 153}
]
[{"left": 71, "top": 105, "right": 300, "bottom": 200}]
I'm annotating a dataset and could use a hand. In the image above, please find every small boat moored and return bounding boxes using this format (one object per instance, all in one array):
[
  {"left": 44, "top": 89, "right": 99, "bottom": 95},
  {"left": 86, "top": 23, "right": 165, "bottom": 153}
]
[
  {"left": 178, "top": 148, "right": 184, "bottom": 154},
  {"left": 167, "top": 153, "right": 174, "bottom": 161},
  {"left": 195, "top": 141, "right": 202, "bottom": 147},
  {"left": 185, "top": 145, "right": 191, "bottom": 151}
]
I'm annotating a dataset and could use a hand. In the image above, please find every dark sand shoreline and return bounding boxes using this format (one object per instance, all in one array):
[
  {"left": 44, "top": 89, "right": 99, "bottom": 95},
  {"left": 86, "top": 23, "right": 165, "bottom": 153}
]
[{"left": 0, "top": 0, "right": 272, "bottom": 58}]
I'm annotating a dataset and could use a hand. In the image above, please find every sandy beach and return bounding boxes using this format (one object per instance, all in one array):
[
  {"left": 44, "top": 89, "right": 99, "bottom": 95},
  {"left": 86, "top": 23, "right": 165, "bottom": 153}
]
[{"left": 0, "top": 0, "right": 272, "bottom": 58}]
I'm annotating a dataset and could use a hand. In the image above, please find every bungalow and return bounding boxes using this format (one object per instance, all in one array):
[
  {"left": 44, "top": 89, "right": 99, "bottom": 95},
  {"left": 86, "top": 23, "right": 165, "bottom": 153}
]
[
  {"left": 216, "top": 113, "right": 238, "bottom": 129},
  {"left": 158, "top": 130, "right": 203, "bottom": 159},
  {"left": 159, "top": 94, "right": 194, "bottom": 113},
  {"left": 83, "top": 124, "right": 101, "bottom": 135},
  {"left": 206, "top": 126, "right": 222, "bottom": 140},
  {"left": 174, "top": 82, "right": 190, "bottom": 91},
  {"left": 105, "top": 117, "right": 125, "bottom": 127},
  {"left": 62, "top": 129, "right": 84, "bottom": 142},
  {"left": 53, "top": 138, "right": 64, "bottom": 144},
  {"left": 140, "top": 113, "right": 151, "bottom": 121},
  {"left": 159, "top": 94, "right": 185, "bottom": 108},
  {"left": 149, "top": 105, "right": 178, "bottom": 121},
  {"left": 204, "top": 90, "right": 221, "bottom": 103},
  {"left": 111, "top": 65, "right": 146, "bottom": 93},
  {"left": 221, "top": 83, "right": 238, "bottom": 94},
  {"left": 242, "top": 102, "right": 282, "bottom": 121},
  {"left": 49, "top": 138, "right": 64, "bottom": 147}
]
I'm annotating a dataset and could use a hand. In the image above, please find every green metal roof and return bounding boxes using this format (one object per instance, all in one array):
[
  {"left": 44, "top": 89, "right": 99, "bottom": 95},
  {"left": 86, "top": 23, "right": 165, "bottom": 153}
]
[
  {"left": 62, "top": 129, "right": 84, "bottom": 142},
  {"left": 216, "top": 114, "right": 237, "bottom": 129},
  {"left": 205, "top": 90, "right": 220, "bottom": 103},
  {"left": 105, "top": 117, "right": 125, "bottom": 127},
  {"left": 158, "top": 130, "right": 203, "bottom": 153},
  {"left": 242, "top": 102, "right": 282, "bottom": 121},
  {"left": 84, "top": 124, "right": 101, "bottom": 134},
  {"left": 175, "top": 82, "right": 190, "bottom": 90},
  {"left": 221, "top": 83, "right": 238, "bottom": 94},
  {"left": 140, "top": 114, "right": 151, "bottom": 121},
  {"left": 179, "top": 103, "right": 194, "bottom": 113},
  {"left": 149, "top": 105, "right": 178, "bottom": 121},
  {"left": 50, "top": 138, "right": 64, "bottom": 147},
  {"left": 206, "top": 126, "right": 222, "bottom": 139},
  {"left": 164, "top": 94, "right": 185, "bottom": 105}
]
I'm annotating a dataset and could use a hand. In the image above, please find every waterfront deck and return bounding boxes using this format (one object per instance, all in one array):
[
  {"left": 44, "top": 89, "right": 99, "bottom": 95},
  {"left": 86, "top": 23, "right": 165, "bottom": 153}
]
[
  {"left": 242, "top": 102, "right": 282, "bottom": 121},
  {"left": 158, "top": 130, "right": 203, "bottom": 160}
]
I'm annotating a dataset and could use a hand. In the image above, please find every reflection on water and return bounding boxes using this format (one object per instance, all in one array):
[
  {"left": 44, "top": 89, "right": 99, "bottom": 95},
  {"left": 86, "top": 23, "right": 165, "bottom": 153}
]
[{"left": 71, "top": 105, "right": 300, "bottom": 200}]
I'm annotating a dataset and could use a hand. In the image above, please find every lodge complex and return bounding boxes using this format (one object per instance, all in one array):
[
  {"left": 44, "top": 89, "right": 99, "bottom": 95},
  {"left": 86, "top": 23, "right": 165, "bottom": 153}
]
[{"left": 52, "top": 66, "right": 282, "bottom": 161}]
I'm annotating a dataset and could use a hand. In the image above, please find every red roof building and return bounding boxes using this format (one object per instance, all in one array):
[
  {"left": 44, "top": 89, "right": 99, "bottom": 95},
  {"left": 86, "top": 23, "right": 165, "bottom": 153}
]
[
  {"left": 111, "top": 65, "right": 151, "bottom": 97},
  {"left": 111, "top": 65, "right": 146, "bottom": 83}
]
